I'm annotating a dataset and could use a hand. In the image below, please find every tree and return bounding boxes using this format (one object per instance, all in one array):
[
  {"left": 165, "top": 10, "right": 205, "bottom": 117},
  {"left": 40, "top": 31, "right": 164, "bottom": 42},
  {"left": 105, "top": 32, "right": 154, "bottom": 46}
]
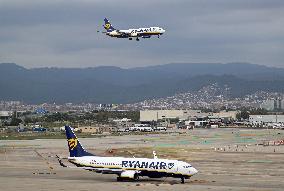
[
  {"left": 10, "top": 112, "right": 22, "bottom": 126},
  {"left": 236, "top": 111, "right": 250, "bottom": 120},
  {"left": 250, "top": 108, "right": 268, "bottom": 115}
]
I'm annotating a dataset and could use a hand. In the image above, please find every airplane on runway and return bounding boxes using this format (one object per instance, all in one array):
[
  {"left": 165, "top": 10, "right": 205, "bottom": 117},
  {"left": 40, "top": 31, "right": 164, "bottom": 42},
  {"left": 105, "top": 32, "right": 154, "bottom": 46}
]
[
  {"left": 57, "top": 126, "right": 198, "bottom": 184},
  {"left": 102, "top": 18, "right": 165, "bottom": 41}
]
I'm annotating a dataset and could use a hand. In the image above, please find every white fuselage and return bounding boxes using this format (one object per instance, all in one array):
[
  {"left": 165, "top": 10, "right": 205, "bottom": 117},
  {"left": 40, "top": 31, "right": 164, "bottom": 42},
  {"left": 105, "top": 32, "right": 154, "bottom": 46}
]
[
  {"left": 69, "top": 156, "right": 197, "bottom": 178},
  {"left": 107, "top": 27, "right": 165, "bottom": 38}
]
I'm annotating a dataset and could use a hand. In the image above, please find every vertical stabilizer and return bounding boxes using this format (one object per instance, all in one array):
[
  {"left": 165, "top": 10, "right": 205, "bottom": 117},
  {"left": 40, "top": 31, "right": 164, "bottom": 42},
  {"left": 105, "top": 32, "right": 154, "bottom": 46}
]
[
  {"left": 103, "top": 18, "right": 116, "bottom": 32},
  {"left": 65, "top": 126, "right": 94, "bottom": 157}
]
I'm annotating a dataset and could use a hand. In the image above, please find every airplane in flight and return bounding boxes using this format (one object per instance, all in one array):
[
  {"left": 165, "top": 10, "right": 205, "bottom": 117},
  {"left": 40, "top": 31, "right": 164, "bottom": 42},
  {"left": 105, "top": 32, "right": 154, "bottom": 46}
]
[
  {"left": 57, "top": 126, "right": 198, "bottom": 184},
  {"left": 102, "top": 18, "right": 166, "bottom": 41}
]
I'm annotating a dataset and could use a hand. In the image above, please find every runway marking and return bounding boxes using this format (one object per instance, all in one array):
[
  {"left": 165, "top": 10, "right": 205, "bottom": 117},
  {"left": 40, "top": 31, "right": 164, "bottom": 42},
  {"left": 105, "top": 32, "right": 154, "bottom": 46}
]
[
  {"left": 34, "top": 149, "right": 55, "bottom": 171},
  {"left": 32, "top": 171, "right": 56, "bottom": 175}
]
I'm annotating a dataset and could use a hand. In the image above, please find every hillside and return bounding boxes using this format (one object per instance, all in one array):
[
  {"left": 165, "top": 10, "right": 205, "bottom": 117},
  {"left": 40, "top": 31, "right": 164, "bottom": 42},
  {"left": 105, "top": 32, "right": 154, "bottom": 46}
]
[{"left": 0, "top": 63, "right": 284, "bottom": 103}]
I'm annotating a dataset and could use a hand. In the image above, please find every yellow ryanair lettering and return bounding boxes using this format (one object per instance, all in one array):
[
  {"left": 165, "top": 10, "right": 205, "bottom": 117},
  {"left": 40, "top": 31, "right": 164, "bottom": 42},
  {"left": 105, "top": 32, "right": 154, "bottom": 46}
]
[{"left": 68, "top": 138, "right": 78, "bottom": 150}]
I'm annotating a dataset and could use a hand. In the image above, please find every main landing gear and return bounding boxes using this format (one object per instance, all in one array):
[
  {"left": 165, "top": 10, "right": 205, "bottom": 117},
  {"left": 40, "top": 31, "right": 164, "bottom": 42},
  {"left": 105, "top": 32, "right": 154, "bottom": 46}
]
[
  {"left": 128, "top": 37, "right": 139, "bottom": 41},
  {"left": 181, "top": 177, "right": 185, "bottom": 184}
]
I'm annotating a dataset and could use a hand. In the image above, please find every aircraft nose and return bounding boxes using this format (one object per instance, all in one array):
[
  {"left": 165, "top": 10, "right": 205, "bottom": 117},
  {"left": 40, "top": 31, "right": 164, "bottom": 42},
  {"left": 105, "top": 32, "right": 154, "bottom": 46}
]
[{"left": 190, "top": 167, "right": 198, "bottom": 175}]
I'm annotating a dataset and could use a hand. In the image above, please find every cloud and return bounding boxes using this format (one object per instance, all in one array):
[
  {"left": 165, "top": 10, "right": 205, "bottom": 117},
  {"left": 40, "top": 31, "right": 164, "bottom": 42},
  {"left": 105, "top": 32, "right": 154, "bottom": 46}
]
[{"left": 0, "top": 0, "right": 284, "bottom": 68}]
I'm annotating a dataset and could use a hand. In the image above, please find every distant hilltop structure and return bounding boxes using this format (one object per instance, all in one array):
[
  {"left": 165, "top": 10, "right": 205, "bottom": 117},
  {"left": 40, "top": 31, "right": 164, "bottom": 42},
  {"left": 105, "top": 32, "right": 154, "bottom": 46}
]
[
  {"left": 261, "top": 99, "right": 284, "bottom": 111},
  {"left": 98, "top": 104, "right": 118, "bottom": 110}
]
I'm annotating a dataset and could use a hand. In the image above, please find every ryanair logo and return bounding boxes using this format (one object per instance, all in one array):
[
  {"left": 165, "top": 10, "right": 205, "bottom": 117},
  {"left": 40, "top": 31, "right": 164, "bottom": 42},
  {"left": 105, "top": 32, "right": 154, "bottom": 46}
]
[
  {"left": 68, "top": 138, "right": 78, "bottom": 150},
  {"left": 122, "top": 160, "right": 175, "bottom": 170},
  {"left": 105, "top": 23, "right": 111, "bottom": 29},
  {"left": 168, "top": 163, "right": 174, "bottom": 169}
]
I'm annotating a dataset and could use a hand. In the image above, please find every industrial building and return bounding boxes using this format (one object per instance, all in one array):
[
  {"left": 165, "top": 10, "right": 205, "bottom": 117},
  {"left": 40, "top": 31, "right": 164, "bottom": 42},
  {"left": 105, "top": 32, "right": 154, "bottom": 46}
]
[
  {"left": 140, "top": 110, "right": 238, "bottom": 122},
  {"left": 0, "top": 111, "right": 12, "bottom": 119},
  {"left": 0, "top": 111, "right": 12, "bottom": 126},
  {"left": 249, "top": 115, "right": 284, "bottom": 124},
  {"left": 140, "top": 110, "right": 204, "bottom": 122}
]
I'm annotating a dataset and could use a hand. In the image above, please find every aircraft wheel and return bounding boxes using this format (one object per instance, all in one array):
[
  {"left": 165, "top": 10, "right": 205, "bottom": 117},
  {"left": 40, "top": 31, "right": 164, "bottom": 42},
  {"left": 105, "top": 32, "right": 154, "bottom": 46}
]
[
  {"left": 134, "top": 173, "right": 139, "bottom": 181},
  {"left": 136, "top": 38, "right": 139, "bottom": 41},
  {"left": 129, "top": 38, "right": 132, "bottom": 40},
  {"left": 117, "top": 177, "right": 123, "bottom": 182},
  {"left": 181, "top": 177, "right": 185, "bottom": 184}
]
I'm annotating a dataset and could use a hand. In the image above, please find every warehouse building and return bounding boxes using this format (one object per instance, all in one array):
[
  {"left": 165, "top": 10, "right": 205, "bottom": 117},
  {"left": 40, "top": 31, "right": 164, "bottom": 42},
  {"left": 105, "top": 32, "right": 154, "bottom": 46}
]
[
  {"left": 140, "top": 110, "right": 206, "bottom": 122},
  {"left": 0, "top": 111, "right": 12, "bottom": 119},
  {"left": 140, "top": 109, "right": 238, "bottom": 122},
  {"left": 249, "top": 115, "right": 284, "bottom": 124}
]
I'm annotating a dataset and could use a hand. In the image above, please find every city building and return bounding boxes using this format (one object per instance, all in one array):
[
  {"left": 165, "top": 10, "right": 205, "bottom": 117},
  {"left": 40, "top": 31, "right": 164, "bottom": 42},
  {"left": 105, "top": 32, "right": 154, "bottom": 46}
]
[
  {"left": 249, "top": 115, "right": 284, "bottom": 124},
  {"left": 0, "top": 111, "right": 12, "bottom": 125},
  {"left": 261, "top": 99, "right": 284, "bottom": 111}
]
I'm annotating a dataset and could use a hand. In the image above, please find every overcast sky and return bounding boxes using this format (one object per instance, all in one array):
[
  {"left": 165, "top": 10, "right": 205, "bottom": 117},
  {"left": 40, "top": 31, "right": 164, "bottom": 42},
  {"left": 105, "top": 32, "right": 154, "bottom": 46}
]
[{"left": 0, "top": 0, "right": 283, "bottom": 68}]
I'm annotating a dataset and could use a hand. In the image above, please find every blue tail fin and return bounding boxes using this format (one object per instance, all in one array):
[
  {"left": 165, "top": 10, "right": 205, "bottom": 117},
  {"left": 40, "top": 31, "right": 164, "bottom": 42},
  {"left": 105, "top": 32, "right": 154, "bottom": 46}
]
[
  {"left": 65, "top": 126, "right": 94, "bottom": 157},
  {"left": 103, "top": 18, "right": 116, "bottom": 32}
]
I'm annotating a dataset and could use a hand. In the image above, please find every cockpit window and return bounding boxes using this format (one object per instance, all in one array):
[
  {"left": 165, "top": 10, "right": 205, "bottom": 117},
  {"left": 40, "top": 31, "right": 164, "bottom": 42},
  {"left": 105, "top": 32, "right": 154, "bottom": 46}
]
[{"left": 183, "top": 165, "right": 192, "bottom": 168}]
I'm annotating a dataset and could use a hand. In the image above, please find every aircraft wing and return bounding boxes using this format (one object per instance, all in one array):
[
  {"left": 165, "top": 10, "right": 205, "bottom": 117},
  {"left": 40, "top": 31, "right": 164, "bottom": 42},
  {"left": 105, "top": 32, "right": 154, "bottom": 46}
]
[
  {"left": 137, "top": 32, "right": 157, "bottom": 37},
  {"left": 61, "top": 165, "right": 123, "bottom": 174},
  {"left": 117, "top": 30, "right": 130, "bottom": 34},
  {"left": 116, "top": 30, "right": 131, "bottom": 37}
]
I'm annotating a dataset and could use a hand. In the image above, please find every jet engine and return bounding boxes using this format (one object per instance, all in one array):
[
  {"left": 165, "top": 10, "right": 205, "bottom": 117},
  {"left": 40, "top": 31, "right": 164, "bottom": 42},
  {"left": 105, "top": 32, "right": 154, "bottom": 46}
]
[
  {"left": 131, "top": 33, "right": 138, "bottom": 37},
  {"left": 119, "top": 170, "right": 139, "bottom": 180},
  {"left": 109, "top": 30, "right": 119, "bottom": 36}
]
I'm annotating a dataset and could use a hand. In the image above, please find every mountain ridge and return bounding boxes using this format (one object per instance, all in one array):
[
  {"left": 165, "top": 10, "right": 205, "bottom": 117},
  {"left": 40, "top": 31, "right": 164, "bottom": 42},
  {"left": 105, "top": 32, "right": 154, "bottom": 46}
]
[{"left": 0, "top": 62, "right": 284, "bottom": 103}]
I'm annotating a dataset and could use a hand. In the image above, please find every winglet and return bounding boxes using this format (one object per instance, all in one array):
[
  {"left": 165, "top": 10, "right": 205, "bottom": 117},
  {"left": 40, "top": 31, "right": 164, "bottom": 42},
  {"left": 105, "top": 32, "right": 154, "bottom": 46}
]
[{"left": 153, "top": 151, "right": 158, "bottom": 159}]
